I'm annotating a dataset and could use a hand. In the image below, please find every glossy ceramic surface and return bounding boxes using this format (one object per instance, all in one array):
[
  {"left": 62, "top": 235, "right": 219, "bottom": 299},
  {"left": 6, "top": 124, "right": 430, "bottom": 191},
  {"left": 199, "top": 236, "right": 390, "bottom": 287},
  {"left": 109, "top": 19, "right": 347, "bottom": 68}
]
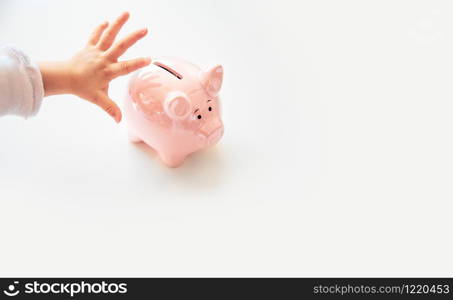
[{"left": 125, "top": 57, "right": 224, "bottom": 167}]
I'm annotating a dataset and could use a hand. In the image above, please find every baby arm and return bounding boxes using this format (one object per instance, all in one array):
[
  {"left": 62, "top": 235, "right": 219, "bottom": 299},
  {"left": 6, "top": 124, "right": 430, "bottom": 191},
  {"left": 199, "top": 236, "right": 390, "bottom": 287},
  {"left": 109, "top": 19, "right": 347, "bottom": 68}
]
[{"left": 39, "top": 12, "right": 150, "bottom": 123}]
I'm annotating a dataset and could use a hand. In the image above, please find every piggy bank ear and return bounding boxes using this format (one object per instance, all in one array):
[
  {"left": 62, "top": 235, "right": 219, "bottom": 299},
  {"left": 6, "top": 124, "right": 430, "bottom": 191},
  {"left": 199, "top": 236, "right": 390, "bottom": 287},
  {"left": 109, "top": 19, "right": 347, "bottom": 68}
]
[
  {"left": 164, "top": 91, "right": 191, "bottom": 119},
  {"left": 202, "top": 65, "right": 223, "bottom": 97}
]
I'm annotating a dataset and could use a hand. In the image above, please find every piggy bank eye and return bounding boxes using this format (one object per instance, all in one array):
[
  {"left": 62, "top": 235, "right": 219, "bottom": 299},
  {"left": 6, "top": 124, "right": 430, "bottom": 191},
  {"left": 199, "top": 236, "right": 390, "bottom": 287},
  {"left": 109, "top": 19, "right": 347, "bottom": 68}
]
[
  {"left": 208, "top": 107, "right": 212, "bottom": 111},
  {"left": 197, "top": 115, "right": 202, "bottom": 119}
]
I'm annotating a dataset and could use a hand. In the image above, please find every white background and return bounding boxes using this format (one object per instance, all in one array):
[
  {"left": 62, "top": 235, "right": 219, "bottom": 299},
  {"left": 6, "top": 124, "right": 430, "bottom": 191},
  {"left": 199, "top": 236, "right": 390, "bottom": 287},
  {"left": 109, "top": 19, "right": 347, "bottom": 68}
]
[{"left": 0, "top": 0, "right": 452, "bottom": 276}]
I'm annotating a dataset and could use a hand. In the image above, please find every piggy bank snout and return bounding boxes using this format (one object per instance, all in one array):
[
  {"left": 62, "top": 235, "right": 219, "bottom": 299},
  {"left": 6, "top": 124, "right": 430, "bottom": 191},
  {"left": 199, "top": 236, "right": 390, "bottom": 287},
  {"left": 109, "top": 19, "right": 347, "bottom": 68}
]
[
  {"left": 208, "top": 127, "right": 224, "bottom": 145},
  {"left": 197, "top": 118, "right": 224, "bottom": 146},
  {"left": 199, "top": 118, "right": 223, "bottom": 135}
]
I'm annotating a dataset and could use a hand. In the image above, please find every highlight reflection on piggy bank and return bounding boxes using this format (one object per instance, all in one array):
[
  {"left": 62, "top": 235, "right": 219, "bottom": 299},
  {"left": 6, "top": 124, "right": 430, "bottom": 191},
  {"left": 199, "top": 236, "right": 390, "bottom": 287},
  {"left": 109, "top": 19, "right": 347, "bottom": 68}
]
[{"left": 125, "top": 57, "right": 224, "bottom": 167}]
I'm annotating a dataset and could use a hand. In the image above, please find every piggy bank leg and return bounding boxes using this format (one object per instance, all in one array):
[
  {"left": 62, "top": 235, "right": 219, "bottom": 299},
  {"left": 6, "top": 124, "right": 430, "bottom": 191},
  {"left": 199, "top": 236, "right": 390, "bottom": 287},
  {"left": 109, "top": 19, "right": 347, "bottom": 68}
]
[
  {"left": 159, "top": 151, "right": 187, "bottom": 168},
  {"left": 128, "top": 131, "right": 142, "bottom": 143}
]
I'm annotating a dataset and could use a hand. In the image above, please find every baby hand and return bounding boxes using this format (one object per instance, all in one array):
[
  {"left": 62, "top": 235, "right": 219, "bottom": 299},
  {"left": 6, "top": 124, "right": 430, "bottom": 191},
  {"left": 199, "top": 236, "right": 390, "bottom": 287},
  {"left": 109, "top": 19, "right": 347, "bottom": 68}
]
[{"left": 39, "top": 12, "right": 150, "bottom": 123}]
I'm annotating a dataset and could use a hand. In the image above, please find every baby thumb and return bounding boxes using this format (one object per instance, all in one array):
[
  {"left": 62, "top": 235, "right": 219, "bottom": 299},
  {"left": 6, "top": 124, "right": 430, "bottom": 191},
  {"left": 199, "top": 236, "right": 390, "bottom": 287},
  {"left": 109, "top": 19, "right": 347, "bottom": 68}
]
[{"left": 93, "top": 92, "right": 122, "bottom": 123}]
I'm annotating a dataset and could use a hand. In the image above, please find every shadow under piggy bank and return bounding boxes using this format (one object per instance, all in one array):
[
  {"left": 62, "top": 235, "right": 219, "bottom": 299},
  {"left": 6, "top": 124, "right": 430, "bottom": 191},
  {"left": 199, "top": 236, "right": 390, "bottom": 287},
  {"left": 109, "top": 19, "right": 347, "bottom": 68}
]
[{"left": 131, "top": 141, "right": 226, "bottom": 190}]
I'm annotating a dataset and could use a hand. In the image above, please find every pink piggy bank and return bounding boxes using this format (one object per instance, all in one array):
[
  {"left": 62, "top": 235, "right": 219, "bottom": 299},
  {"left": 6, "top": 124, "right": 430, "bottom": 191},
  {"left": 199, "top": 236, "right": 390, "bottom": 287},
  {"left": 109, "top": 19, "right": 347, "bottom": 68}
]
[{"left": 125, "top": 57, "right": 224, "bottom": 167}]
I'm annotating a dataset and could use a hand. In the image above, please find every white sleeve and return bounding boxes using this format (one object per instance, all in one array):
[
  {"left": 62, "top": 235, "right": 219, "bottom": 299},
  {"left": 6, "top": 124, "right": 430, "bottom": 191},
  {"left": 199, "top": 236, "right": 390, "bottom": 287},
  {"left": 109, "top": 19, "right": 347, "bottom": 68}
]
[{"left": 0, "top": 45, "right": 44, "bottom": 118}]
